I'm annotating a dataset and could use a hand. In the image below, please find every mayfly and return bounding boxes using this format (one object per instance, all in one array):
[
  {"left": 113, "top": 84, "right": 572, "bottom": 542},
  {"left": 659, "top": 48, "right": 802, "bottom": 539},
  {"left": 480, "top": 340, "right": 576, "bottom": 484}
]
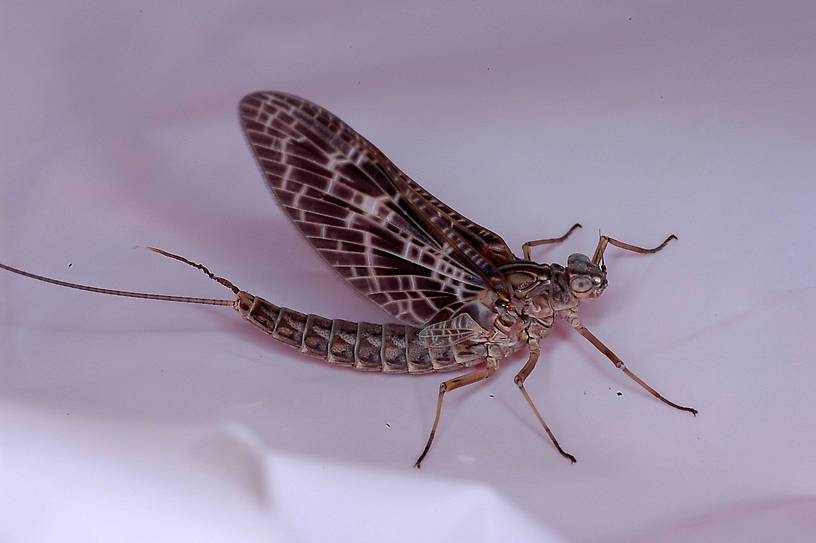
[{"left": 0, "top": 92, "right": 696, "bottom": 467}]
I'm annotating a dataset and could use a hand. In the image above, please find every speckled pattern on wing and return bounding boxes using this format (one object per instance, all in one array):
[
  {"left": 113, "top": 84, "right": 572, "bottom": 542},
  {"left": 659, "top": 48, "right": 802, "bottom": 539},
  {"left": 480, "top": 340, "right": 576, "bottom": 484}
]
[{"left": 239, "top": 91, "right": 514, "bottom": 326}]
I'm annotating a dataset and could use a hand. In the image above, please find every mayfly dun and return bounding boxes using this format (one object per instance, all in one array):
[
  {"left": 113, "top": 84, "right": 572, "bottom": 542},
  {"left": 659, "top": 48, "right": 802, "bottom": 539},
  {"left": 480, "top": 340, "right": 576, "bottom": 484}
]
[{"left": 0, "top": 91, "right": 696, "bottom": 467}]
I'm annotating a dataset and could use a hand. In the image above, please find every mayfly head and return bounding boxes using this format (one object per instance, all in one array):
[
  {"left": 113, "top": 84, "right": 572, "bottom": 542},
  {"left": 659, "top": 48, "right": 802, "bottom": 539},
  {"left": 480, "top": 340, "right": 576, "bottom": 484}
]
[{"left": 566, "top": 253, "right": 607, "bottom": 299}]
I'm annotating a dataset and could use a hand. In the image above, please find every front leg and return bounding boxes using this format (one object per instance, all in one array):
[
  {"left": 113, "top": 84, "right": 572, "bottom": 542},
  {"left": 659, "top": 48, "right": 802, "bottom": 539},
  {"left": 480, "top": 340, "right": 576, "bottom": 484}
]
[
  {"left": 591, "top": 233, "right": 677, "bottom": 266},
  {"left": 522, "top": 223, "right": 582, "bottom": 260}
]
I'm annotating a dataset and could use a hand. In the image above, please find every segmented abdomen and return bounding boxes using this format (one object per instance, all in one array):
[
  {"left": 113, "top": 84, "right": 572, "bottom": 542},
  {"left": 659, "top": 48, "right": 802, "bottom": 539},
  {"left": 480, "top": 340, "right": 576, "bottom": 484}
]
[{"left": 235, "top": 293, "right": 484, "bottom": 374}]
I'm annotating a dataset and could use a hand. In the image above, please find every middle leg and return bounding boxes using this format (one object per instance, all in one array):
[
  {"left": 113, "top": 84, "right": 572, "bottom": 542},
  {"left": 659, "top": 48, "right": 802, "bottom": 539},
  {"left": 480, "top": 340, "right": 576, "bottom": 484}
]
[{"left": 514, "top": 340, "right": 576, "bottom": 463}]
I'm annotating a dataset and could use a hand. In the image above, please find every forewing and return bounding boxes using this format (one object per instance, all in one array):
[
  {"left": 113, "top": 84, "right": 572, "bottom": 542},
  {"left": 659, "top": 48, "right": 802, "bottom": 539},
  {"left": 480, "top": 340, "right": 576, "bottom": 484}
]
[{"left": 239, "top": 91, "right": 514, "bottom": 325}]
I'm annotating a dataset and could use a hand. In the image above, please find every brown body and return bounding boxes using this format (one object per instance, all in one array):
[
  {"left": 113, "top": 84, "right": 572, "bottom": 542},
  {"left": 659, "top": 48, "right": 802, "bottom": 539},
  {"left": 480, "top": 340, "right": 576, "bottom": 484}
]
[
  {"left": 0, "top": 91, "right": 697, "bottom": 468},
  {"left": 236, "top": 292, "right": 486, "bottom": 374}
]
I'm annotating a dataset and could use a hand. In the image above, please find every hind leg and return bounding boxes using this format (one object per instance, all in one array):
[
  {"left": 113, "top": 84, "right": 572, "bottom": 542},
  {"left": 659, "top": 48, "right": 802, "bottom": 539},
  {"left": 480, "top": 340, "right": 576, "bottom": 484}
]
[{"left": 414, "top": 358, "right": 497, "bottom": 468}]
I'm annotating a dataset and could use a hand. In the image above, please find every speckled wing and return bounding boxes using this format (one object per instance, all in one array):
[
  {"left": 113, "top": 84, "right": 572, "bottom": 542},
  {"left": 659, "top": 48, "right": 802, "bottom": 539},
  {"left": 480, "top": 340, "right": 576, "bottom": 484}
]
[{"left": 239, "top": 91, "right": 514, "bottom": 326}]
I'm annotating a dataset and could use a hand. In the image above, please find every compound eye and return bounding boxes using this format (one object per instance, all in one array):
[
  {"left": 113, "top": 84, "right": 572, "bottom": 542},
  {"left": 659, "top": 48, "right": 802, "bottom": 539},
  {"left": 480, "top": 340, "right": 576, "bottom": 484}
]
[{"left": 570, "top": 275, "right": 593, "bottom": 293}]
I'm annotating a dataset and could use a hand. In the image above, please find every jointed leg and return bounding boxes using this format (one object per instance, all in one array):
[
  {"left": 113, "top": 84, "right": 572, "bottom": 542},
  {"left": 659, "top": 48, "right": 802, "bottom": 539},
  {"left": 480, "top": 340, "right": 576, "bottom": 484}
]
[
  {"left": 522, "top": 223, "right": 582, "bottom": 260},
  {"left": 414, "top": 359, "right": 497, "bottom": 468},
  {"left": 574, "top": 325, "right": 697, "bottom": 415},
  {"left": 591, "top": 234, "right": 677, "bottom": 265},
  {"left": 514, "top": 342, "right": 576, "bottom": 463}
]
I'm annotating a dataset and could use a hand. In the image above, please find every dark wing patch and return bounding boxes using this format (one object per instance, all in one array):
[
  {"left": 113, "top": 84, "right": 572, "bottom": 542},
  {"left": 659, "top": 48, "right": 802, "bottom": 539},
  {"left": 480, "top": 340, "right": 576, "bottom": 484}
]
[{"left": 239, "top": 91, "right": 514, "bottom": 325}]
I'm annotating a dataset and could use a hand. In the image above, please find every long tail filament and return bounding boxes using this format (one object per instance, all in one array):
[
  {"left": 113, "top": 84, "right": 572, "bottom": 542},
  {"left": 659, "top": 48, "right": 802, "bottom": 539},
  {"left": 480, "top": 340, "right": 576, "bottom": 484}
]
[{"left": 0, "top": 246, "right": 239, "bottom": 307}]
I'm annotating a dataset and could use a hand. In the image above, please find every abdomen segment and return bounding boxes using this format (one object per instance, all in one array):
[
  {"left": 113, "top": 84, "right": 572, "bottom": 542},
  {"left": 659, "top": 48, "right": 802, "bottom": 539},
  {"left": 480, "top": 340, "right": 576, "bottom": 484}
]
[{"left": 235, "top": 292, "right": 481, "bottom": 374}]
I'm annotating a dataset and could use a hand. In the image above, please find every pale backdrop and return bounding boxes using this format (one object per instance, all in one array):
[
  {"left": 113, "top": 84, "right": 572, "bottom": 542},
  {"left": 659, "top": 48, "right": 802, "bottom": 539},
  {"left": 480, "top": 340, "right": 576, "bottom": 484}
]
[{"left": 1, "top": 2, "right": 814, "bottom": 541}]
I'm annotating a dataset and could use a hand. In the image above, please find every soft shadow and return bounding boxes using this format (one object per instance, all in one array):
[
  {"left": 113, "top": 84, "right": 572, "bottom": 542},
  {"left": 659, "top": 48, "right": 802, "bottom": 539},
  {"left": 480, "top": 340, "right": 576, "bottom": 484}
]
[{"left": 610, "top": 496, "right": 816, "bottom": 543}]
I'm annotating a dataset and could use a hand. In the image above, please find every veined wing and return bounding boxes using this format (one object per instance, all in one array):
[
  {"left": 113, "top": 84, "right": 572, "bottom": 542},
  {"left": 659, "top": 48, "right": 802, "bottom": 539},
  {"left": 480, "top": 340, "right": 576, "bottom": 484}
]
[
  {"left": 239, "top": 91, "right": 514, "bottom": 325},
  {"left": 417, "top": 314, "right": 488, "bottom": 348}
]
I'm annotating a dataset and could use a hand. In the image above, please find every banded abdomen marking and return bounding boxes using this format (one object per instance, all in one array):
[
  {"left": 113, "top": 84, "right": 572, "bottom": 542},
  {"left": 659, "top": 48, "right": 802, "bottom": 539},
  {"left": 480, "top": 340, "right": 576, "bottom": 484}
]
[{"left": 234, "top": 292, "right": 485, "bottom": 374}]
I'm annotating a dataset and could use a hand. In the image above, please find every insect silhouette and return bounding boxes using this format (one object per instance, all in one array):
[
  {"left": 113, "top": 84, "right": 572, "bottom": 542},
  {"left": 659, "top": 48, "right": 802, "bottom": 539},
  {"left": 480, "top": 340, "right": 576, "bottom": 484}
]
[{"left": 0, "top": 91, "right": 696, "bottom": 467}]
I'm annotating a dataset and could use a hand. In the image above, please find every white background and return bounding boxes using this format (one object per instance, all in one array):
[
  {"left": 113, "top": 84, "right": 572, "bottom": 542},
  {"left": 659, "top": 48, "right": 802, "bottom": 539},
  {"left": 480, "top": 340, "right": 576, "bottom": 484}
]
[{"left": 1, "top": 2, "right": 814, "bottom": 541}]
